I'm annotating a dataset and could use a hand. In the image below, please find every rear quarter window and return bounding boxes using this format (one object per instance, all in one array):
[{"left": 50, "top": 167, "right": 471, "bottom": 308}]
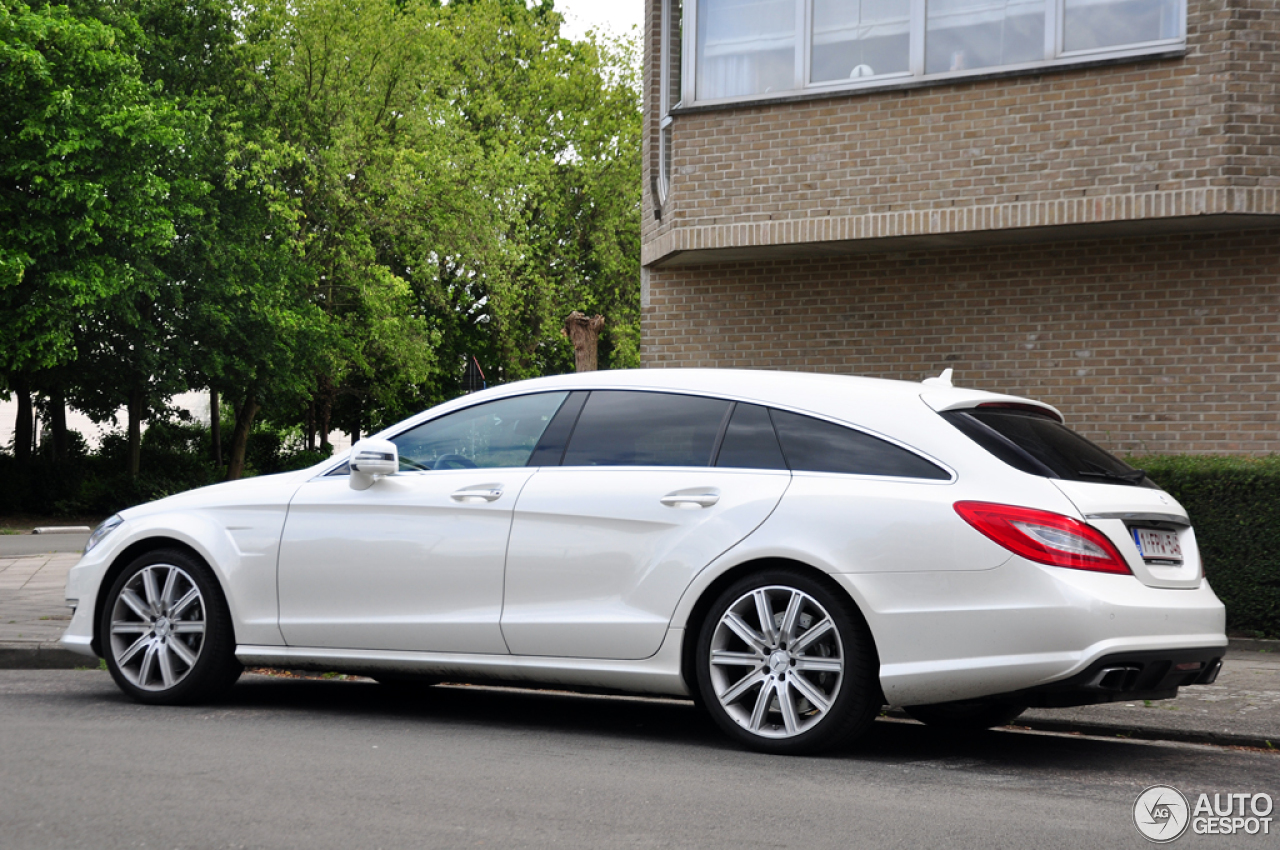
[{"left": 769, "top": 409, "right": 950, "bottom": 480}]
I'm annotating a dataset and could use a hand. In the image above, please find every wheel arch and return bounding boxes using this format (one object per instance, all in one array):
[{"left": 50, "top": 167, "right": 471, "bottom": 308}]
[
  {"left": 91, "top": 537, "right": 222, "bottom": 656},
  {"left": 677, "top": 556, "right": 882, "bottom": 701}
]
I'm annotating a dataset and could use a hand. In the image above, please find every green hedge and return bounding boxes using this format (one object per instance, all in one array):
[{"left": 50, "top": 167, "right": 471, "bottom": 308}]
[{"left": 1132, "top": 455, "right": 1280, "bottom": 639}]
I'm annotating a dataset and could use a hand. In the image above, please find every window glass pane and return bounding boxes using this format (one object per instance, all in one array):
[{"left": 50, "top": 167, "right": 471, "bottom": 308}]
[
  {"left": 716, "top": 403, "right": 788, "bottom": 470},
  {"left": 771, "top": 409, "right": 950, "bottom": 479},
  {"left": 665, "top": 0, "right": 684, "bottom": 108},
  {"left": 1064, "top": 0, "right": 1179, "bottom": 52},
  {"left": 393, "top": 393, "right": 568, "bottom": 470},
  {"left": 563, "top": 391, "right": 730, "bottom": 467},
  {"left": 525, "top": 392, "right": 587, "bottom": 467},
  {"left": 925, "top": 0, "right": 1045, "bottom": 74},
  {"left": 811, "top": 0, "right": 910, "bottom": 83},
  {"left": 696, "top": 0, "right": 796, "bottom": 100},
  {"left": 953, "top": 410, "right": 1155, "bottom": 487}
]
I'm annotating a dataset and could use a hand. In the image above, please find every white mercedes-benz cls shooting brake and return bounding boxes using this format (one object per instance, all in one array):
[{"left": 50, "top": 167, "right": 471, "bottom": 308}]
[{"left": 62, "top": 369, "right": 1227, "bottom": 754}]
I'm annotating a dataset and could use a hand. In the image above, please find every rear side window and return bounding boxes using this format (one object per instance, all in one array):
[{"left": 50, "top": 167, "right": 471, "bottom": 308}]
[
  {"left": 715, "top": 403, "right": 787, "bottom": 470},
  {"left": 562, "top": 391, "right": 731, "bottom": 467},
  {"left": 770, "top": 409, "right": 950, "bottom": 480},
  {"left": 943, "top": 409, "right": 1153, "bottom": 487}
]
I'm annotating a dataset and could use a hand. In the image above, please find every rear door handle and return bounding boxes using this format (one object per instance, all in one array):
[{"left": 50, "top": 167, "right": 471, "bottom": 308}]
[
  {"left": 451, "top": 486, "right": 504, "bottom": 503},
  {"left": 660, "top": 489, "right": 720, "bottom": 509}
]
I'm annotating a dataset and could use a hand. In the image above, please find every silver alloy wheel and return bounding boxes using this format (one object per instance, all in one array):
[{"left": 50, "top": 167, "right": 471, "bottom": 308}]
[
  {"left": 707, "top": 585, "right": 844, "bottom": 739},
  {"left": 108, "top": 563, "right": 207, "bottom": 691}
]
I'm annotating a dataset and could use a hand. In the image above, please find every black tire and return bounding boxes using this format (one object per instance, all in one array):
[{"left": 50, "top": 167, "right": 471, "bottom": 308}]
[
  {"left": 903, "top": 700, "right": 1027, "bottom": 731},
  {"left": 694, "top": 569, "right": 880, "bottom": 755},
  {"left": 98, "top": 548, "right": 242, "bottom": 705}
]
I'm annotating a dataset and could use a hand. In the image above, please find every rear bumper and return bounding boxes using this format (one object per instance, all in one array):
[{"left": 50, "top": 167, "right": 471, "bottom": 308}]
[
  {"left": 981, "top": 646, "right": 1224, "bottom": 708},
  {"left": 839, "top": 558, "right": 1227, "bottom": 706}
]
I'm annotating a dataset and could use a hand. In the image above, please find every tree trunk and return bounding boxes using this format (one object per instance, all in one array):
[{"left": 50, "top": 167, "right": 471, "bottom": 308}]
[
  {"left": 49, "top": 390, "right": 68, "bottom": 461},
  {"left": 317, "top": 381, "right": 334, "bottom": 454},
  {"left": 127, "top": 387, "right": 144, "bottom": 478},
  {"left": 564, "top": 311, "right": 606, "bottom": 372},
  {"left": 210, "top": 389, "right": 222, "bottom": 467},
  {"left": 224, "top": 395, "right": 260, "bottom": 481},
  {"left": 304, "top": 400, "right": 316, "bottom": 452},
  {"left": 12, "top": 380, "right": 33, "bottom": 462}
]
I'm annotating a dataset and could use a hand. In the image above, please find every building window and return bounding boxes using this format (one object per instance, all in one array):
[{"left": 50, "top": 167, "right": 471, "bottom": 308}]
[
  {"left": 658, "top": 0, "right": 683, "bottom": 205},
  {"left": 685, "top": 0, "right": 1184, "bottom": 104}
]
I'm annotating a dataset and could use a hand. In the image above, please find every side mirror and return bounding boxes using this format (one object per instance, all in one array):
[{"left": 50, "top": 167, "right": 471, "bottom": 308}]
[{"left": 349, "top": 438, "right": 398, "bottom": 491}]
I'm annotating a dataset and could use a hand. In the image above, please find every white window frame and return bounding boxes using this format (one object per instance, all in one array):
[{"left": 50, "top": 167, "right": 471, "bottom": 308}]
[
  {"left": 682, "top": 0, "right": 1186, "bottom": 108},
  {"left": 658, "top": 0, "right": 682, "bottom": 206}
]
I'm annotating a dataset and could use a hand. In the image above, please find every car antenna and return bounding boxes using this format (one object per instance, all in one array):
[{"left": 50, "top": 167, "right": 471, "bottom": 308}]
[{"left": 922, "top": 368, "right": 954, "bottom": 388}]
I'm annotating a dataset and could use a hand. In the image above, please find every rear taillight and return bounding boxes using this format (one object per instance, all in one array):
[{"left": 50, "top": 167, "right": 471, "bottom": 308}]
[{"left": 954, "top": 501, "right": 1131, "bottom": 575}]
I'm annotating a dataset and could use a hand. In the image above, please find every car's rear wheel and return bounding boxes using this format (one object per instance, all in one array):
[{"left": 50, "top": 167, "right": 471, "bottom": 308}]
[
  {"left": 99, "top": 549, "right": 241, "bottom": 704},
  {"left": 695, "top": 569, "right": 879, "bottom": 755},
  {"left": 903, "top": 700, "right": 1028, "bottom": 731}
]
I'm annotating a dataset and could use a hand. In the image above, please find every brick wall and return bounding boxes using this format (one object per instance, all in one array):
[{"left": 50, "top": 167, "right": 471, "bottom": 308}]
[
  {"left": 642, "top": 0, "right": 1280, "bottom": 264},
  {"left": 641, "top": 229, "right": 1280, "bottom": 454}
]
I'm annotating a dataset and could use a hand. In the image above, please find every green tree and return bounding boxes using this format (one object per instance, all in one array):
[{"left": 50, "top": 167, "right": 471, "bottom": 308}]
[{"left": 0, "top": 0, "right": 195, "bottom": 461}]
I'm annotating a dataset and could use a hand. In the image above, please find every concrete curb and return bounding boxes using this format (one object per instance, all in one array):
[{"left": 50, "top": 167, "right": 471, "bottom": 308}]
[
  {"left": 0, "top": 642, "right": 96, "bottom": 670},
  {"left": 882, "top": 709, "right": 1279, "bottom": 751}
]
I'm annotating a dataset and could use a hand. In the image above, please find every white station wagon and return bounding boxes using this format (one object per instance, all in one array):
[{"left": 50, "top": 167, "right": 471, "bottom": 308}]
[{"left": 63, "top": 369, "right": 1227, "bottom": 754}]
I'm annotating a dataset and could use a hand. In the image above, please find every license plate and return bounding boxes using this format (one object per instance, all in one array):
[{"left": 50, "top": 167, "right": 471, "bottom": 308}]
[{"left": 1133, "top": 528, "right": 1183, "bottom": 563}]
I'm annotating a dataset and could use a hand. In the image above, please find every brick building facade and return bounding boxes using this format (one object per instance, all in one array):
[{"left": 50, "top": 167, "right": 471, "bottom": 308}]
[{"left": 640, "top": 0, "right": 1280, "bottom": 454}]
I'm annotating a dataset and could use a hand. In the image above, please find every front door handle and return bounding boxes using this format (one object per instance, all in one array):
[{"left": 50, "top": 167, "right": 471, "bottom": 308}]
[
  {"left": 660, "top": 489, "right": 720, "bottom": 509},
  {"left": 451, "top": 485, "right": 504, "bottom": 503}
]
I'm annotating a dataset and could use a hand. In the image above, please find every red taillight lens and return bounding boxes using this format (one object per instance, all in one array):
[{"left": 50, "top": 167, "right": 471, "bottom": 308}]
[{"left": 954, "top": 501, "right": 1131, "bottom": 575}]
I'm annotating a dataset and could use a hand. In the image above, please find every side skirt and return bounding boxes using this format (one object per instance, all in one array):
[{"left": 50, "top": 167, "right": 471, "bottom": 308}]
[{"left": 236, "top": 628, "right": 690, "bottom": 698}]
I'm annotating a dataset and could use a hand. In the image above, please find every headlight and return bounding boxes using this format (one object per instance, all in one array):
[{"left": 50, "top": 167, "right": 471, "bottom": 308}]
[{"left": 84, "top": 515, "right": 124, "bottom": 555}]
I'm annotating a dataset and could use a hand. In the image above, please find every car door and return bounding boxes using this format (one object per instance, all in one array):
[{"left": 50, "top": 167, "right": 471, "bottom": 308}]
[
  {"left": 501, "top": 392, "right": 791, "bottom": 660},
  {"left": 276, "top": 391, "right": 569, "bottom": 653}
]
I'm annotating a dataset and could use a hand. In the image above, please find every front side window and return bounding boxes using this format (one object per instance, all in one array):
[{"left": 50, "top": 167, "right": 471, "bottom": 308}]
[
  {"left": 686, "top": 0, "right": 1185, "bottom": 104},
  {"left": 393, "top": 393, "right": 568, "bottom": 470},
  {"left": 562, "top": 391, "right": 731, "bottom": 467}
]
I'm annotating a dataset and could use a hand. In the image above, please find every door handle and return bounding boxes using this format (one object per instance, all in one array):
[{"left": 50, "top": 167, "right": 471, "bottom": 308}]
[
  {"left": 451, "top": 486, "right": 504, "bottom": 503},
  {"left": 660, "top": 489, "right": 720, "bottom": 509}
]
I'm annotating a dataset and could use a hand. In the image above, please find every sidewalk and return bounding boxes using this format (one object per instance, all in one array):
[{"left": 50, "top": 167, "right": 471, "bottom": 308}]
[
  {"left": 3, "top": 542, "right": 1278, "bottom": 749},
  {"left": 0, "top": 550, "right": 86, "bottom": 669}
]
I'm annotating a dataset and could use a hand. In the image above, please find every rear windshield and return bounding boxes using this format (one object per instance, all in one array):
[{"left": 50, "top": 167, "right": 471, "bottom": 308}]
[{"left": 941, "top": 408, "right": 1154, "bottom": 487}]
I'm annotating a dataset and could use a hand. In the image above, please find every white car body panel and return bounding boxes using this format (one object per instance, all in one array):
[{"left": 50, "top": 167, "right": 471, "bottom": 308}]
[
  {"left": 501, "top": 467, "right": 790, "bottom": 659},
  {"left": 236, "top": 628, "right": 690, "bottom": 696},
  {"left": 61, "top": 368, "right": 1228, "bottom": 718},
  {"left": 278, "top": 468, "right": 538, "bottom": 653}
]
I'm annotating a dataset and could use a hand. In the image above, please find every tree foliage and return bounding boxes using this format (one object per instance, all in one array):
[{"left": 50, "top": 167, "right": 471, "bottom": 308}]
[{"left": 1, "top": 0, "right": 641, "bottom": 488}]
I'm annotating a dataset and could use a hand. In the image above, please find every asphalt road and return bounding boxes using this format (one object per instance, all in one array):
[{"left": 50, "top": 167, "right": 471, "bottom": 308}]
[{"left": 3, "top": 671, "right": 1276, "bottom": 850}]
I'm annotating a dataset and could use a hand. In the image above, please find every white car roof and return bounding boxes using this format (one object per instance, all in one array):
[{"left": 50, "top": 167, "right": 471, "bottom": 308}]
[{"left": 376, "top": 368, "right": 1061, "bottom": 450}]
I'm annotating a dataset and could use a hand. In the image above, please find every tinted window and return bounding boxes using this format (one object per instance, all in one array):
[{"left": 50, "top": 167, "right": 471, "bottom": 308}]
[
  {"left": 562, "top": 391, "right": 731, "bottom": 467},
  {"left": 715, "top": 403, "right": 787, "bottom": 470},
  {"left": 393, "top": 392, "right": 568, "bottom": 470},
  {"left": 946, "top": 409, "right": 1154, "bottom": 487},
  {"left": 525, "top": 391, "right": 587, "bottom": 467},
  {"left": 770, "top": 409, "right": 950, "bottom": 480}
]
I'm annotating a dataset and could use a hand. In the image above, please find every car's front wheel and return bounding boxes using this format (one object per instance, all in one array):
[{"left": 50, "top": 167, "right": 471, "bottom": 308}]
[
  {"left": 695, "top": 569, "right": 879, "bottom": 755},
  {"left": 99, "top": 548, "right": 241, "bottom": 704}
]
